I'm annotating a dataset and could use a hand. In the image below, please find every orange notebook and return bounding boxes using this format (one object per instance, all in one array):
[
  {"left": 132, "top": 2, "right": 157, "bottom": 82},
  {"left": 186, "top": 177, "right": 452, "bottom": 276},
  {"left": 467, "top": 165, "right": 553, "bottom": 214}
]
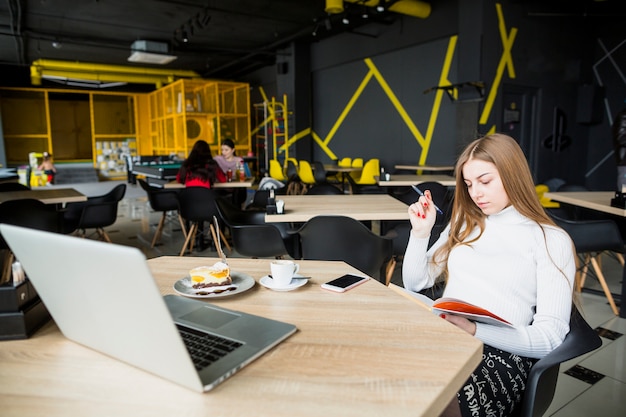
[{"left": 432, "top": 298, "right": 513, "bottom": 327}]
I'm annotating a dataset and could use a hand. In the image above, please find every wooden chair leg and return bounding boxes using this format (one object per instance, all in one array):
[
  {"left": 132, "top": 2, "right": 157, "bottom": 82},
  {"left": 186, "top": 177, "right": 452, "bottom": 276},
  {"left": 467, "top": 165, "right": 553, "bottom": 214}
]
[
  {"left": 218, "top": 228, "right": 231, "bottom": 253},
  {"left": 178, "top": 214, "right": 188, "bottom": 238},
  {"left": 151, "top": 211, "right": 167, "bottom": 248},
  {"left": 385, "top": 257, "right": 397, "bottom": 286},
  {"left": 579, "top": 254, "right": 591, "bottom": 291},
  {"left": 97, "top": 228, "right": 112, "bottom": 243},
  {"left": 616, "top": 253, "right": 625, "bottom": 267},
  {"left": 179, "top": 223, "right": 197, "bottom": 256},
  {"left": 591, "top": 256, "right": 619, "bottom": 315}
]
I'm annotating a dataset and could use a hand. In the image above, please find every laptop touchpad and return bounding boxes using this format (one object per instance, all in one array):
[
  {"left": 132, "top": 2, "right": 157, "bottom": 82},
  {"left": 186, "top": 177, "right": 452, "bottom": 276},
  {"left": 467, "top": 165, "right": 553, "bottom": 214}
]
[{"left": 180, "top": 307, "right": 240, "bottom": 329}]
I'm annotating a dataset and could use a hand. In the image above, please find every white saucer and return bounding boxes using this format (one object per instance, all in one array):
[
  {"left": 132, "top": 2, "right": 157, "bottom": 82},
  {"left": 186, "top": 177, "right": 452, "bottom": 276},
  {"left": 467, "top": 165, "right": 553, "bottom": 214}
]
[{"left": 259, "top": 275, "right": 308, "bottom": 292}]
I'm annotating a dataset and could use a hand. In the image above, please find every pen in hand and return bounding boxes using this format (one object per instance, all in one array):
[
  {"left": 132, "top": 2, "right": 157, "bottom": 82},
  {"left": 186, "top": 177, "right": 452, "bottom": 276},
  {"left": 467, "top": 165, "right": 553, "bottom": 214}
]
[{"left": 411, "top": 185, "right": 444, "bottom": 215}]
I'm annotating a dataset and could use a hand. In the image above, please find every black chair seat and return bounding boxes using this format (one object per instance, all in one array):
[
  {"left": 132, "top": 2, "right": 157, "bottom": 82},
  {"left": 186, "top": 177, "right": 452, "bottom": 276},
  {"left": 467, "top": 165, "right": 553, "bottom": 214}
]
[{"left": 515, "top": 306, "right": 602, "bottom": 417}]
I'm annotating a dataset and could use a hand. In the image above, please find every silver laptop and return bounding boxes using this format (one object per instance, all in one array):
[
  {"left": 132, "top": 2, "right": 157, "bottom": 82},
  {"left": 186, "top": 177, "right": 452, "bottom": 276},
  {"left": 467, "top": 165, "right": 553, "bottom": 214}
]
[{"left": 0, "top": 223, "right": 296, "bottom": 392}]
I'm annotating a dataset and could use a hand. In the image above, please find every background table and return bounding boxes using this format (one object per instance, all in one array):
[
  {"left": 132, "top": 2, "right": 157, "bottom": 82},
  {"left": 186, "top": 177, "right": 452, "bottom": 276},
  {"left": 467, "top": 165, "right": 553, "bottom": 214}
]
[
  {"left": 0, "top": 257, "right": 482, "bottom": 417},
  {"left": 0, "top": 188, "right": 86, "bottom": 205},
  {"left": 163, "top": 180, "right": 254, "bottom": 189},
  {"left": 394, "top": 164, "right": 454, "bottom": 172},
  {"left": 265, "top": 194, "right": 409, "bottom": 223},
  {"left": 132, "top": 162, "right": 181, "bottom": 180},
  {"left": 378, "top": 174, "right": 456, "bottom": 187},
  {"left": 544, "top": 191, "right": 626, "bottom": 317}
]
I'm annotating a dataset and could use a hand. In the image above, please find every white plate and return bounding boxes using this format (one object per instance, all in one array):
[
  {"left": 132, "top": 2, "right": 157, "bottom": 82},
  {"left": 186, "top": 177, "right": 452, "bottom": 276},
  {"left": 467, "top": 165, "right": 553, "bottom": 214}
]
[
  {"left": 173, "top": 271, "right": 255, "bottom": 298},
  {"left": 259, "top": 275, "right": 308, "bottom": 292}
]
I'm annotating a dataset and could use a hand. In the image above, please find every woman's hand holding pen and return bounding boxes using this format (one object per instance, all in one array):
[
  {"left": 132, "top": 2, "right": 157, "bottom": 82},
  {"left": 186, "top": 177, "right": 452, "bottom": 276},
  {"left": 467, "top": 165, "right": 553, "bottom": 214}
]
[{"left": 407, "top": 189, "right": 437, "bottom": 238}]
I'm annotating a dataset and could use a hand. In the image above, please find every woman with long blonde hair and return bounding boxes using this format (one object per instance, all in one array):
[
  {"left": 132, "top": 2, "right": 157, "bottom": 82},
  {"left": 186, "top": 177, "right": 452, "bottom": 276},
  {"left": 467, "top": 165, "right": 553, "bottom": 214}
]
[{"left": 403, "top": 134, "right": 576, "bottom": 417}]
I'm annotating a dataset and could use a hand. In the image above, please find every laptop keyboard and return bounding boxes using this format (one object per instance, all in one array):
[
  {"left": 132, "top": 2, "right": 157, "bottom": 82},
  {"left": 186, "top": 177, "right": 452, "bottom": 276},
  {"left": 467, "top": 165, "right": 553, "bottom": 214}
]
[{"left": 177, "top": 324, "right": 243, "bottom": 371}]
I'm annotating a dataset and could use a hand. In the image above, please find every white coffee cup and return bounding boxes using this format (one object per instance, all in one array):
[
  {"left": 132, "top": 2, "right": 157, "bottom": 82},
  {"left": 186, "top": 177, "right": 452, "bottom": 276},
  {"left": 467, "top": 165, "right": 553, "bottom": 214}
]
[{"left": 270, "top": 260, "right": 299, "bottom": 288}]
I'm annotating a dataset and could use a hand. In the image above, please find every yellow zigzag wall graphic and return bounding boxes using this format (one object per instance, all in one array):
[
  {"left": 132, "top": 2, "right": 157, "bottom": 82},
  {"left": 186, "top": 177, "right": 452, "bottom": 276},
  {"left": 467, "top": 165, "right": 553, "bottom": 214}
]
[{"left": 262, "top": 2, "right": 516, "bottom": 163}]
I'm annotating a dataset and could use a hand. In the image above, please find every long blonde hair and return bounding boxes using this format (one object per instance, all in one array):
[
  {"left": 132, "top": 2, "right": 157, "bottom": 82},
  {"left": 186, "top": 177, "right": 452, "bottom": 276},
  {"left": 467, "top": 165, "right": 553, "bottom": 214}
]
[{"left": 433, "top": 133, "right": 559, "bottom": 275}]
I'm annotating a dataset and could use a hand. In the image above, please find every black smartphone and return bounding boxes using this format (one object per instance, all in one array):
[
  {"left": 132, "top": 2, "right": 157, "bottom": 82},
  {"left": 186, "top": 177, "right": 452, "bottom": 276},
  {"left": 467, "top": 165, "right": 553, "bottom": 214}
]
[{"left": 321, "top": 274, "right": 369, "bottom": 293}]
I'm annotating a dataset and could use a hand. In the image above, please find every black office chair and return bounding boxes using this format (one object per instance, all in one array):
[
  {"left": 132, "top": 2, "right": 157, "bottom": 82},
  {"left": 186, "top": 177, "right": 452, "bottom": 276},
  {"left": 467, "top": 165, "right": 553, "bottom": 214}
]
[
  {"left": 312, "top": 161, "right": 330, "bottom": 184},
  {"left": 215, "top": 197, "right": 292, "bottom": 259},
  {"left": 72, "top": 183, "right": 126, "bottom": 243},
  {"left": 550, "top": 214, "right": 624, "bottom": 315},
  {"left": 296, "top": 215, "right": 395, "bottom": 283},
  {"left": 138, "top": 179, "right": 183, "bottom": 247},
  {"left": 515, "top": 306, "right": 602, "bottom": 417},
  {"left": 177, "top": 187, "right": 229, "bottom": 256},
  {"left": 384, "top": 181, "right": 452, "bottom": 259},
  {"left": 0, "top": 198, "right": 61, "bottom": 249}
]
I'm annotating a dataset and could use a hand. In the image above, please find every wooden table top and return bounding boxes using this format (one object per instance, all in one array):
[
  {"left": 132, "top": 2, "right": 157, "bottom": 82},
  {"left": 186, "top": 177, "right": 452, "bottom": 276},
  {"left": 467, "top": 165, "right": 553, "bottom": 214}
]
[
  {"left": 394, "top": 164, "right": 455, "bottom": 172},
  {"left": 0, "top": 188, "right": 87, "bottom": 204},
  {"left": 0, "top": 257, "right": 483, "bottom": 417},
  {"left": 265, "top": 194, "right": 410, "bottom": 223},
  {"left": 323, "top": 164, "right": 362, "bottom": 173},
  {"left": 544, "top": 191, "right": 626, "bottom": 217},
  {"left": 378, "top": 174, "right": 456, "bottom": 187},
  {"left": 163, "top": 180, "right": 254, "bottom": 189}
]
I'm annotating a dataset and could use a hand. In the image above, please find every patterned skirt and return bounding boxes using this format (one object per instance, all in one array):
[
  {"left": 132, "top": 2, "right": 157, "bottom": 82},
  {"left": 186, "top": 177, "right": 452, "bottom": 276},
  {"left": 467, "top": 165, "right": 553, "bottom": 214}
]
[{"left": 457, "top": 344, "right": 537, "bottom": 417}]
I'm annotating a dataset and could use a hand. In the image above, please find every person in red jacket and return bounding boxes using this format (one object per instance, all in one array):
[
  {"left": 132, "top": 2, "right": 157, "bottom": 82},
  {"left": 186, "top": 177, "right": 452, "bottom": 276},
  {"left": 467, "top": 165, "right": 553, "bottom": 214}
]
[{"left": 176, "top": 140, "right": 226, "bottom": 187}]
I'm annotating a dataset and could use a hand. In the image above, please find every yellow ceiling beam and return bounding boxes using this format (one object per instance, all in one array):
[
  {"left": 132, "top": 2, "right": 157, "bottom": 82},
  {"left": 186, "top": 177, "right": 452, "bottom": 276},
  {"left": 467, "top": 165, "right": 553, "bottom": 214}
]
[{"left": 30, "top": 59, "right": 201, "bottom": 88}]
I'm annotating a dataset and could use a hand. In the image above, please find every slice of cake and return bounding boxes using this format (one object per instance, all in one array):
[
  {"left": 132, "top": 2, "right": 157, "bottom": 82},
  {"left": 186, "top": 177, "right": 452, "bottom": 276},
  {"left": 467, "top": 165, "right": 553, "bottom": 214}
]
[{"left": 189, "top": 262, "right": 231, "bottom": 288}]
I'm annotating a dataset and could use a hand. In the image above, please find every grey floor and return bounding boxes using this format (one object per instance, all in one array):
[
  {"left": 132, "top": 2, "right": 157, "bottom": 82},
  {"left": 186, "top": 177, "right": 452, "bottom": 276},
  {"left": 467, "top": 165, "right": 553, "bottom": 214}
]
[{"left": 58, "top": 180, "right": 626, "bottom": 416}]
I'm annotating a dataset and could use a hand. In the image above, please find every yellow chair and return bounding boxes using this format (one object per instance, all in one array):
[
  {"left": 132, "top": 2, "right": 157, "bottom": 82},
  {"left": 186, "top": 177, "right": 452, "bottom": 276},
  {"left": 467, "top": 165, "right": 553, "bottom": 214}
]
[
  {"left": 269, "top": 159, "right": 287, "bottom": 182},
  {"left": 350, "top": 157, "right": 364, "bottom": 181},
  {"left": 535, "top": 184, "right": 560, "bottom": 208},
  {"left": 338, "top": 157, "right": 352, "bottom": 168},
  {"left": 355, "top": 158, "right": 379, "bottom": 185},
  {"left": 298, "top": 160, "right": 317, "bottom": 188}
]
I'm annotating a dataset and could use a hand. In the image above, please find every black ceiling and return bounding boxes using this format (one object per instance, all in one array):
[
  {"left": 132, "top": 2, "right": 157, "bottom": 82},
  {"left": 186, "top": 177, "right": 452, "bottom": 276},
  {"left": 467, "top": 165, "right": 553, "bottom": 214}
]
[
  {"left": 0, "top": 0, "right": 402, "bottom": 84},
  {"left": 0, "top": 0, "right": 624, "bottom": 88}
]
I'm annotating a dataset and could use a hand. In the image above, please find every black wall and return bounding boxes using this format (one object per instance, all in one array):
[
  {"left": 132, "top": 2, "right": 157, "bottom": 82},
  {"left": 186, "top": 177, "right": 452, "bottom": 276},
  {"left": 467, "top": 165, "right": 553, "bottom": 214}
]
[{"left": 243, "top": 0, "right": 626, "bottom": 191}]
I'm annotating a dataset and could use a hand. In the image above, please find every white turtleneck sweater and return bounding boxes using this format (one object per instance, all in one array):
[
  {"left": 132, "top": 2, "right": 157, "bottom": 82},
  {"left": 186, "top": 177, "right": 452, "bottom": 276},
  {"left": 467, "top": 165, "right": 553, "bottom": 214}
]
[{"left": 402, "top": 206, "right": 576, "bottom": 359}]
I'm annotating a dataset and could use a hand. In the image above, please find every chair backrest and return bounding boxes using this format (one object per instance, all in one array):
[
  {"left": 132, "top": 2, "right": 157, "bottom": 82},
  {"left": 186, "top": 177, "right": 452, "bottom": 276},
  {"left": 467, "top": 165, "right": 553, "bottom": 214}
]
[
  {"left": 0, "top": 182, "right": 30, "bottom": 192},
  {"left": 517, "top": 306, "right": 602, "bottom": 417},
  {"left": 297, "top": 215, "right": 393, "bottom": 281},
  {"left": 356, "top": 158, "right": 380, "bottom": 185},
  {"left": 76, "top": 183, "right": 127, "bottom": 230},
  {"left": 215, "top": 197, "right": 265, "bottom": 225},
  {"left": 337, "top": 157, "right": 352, "bottom": 168},
  {"left": 312, "top": 161, "right": 327, "bottom": 184},
  {"left": 297, "top": 160, "right": 316, "bottom": 185},
  {"left": 285, "top": 158, "right": 299, "bottom": 181},
  {"left": 551, "top": 215, "right": 624, "bottom": 254},
  {"left": 215, "top": 197, "right": 289, "bottom": 258},
  {"left": 0, "top": 199, "right": 60, "bottom": 248},
  {"left": 138, "top": 179, "right": 179, "bottom": 212},
  {"left": 177, "top": 187, "right": 220, "bottom": 223},
  {"left": 269, "top": 160, "right": 287, "bottom": 182},
  {"left": 351, "top": 158, "right": 364, "bottom": 168},
  {"left": 89, "top": 183, "right": 126, "bottom": 204},
  {"left": 306, "top": 183, "right": 343, "bottom": 195}
]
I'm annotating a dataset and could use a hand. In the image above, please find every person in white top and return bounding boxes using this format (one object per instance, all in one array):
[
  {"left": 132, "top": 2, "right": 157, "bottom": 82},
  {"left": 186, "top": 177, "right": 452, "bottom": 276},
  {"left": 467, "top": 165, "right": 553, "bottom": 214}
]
[{"left": 403, "top": 134, "right": 576, "bottom": 417}]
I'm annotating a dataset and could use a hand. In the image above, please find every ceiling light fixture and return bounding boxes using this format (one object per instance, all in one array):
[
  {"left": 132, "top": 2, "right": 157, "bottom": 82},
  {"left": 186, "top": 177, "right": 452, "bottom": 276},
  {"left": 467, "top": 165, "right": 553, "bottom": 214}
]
[{"left": 128, "top": 40, "right": 177, "bottom": 65}]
